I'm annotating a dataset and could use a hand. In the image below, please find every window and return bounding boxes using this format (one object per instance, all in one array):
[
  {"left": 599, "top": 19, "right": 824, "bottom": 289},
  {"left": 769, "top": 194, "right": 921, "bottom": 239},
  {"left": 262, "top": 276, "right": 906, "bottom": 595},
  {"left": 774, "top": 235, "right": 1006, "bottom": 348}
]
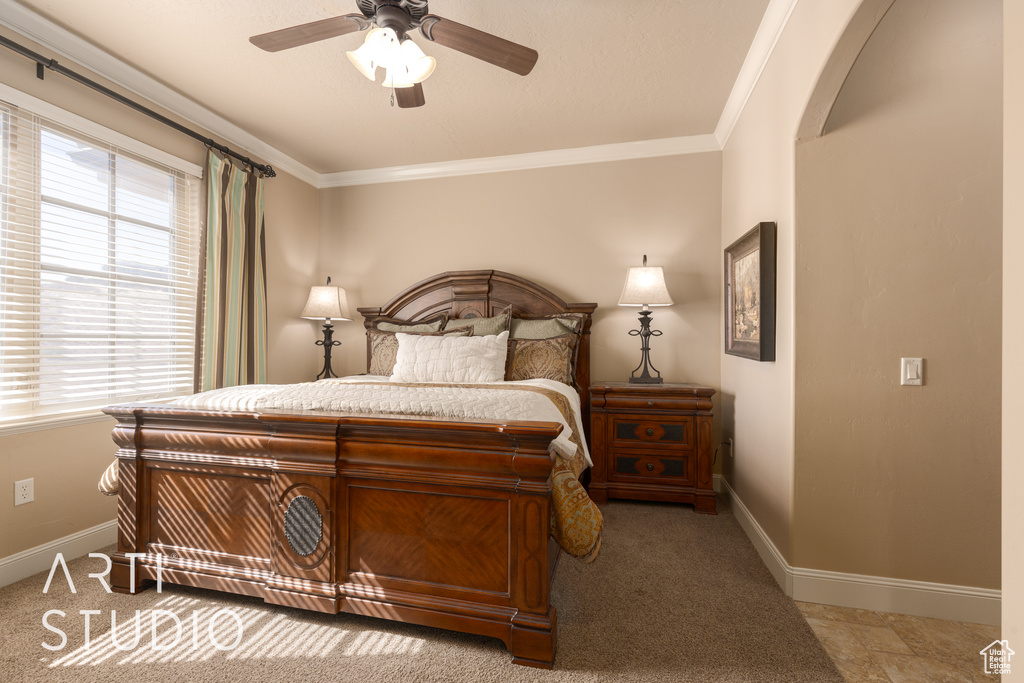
[{"left": 0, "top": 95, "right": 200, "bottom": 423}]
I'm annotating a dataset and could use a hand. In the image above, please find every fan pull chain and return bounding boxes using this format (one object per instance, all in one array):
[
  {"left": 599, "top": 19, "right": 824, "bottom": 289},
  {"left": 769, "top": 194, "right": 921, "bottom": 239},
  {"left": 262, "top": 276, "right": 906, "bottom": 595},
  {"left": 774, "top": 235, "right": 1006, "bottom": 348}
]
[{"left": 390, "top": 82, "right": 395, "bottom": 107}]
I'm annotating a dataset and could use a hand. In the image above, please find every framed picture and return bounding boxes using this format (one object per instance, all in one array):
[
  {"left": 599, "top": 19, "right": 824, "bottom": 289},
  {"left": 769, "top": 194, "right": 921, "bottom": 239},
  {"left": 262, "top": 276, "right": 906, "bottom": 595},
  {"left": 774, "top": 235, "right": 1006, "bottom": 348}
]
[{"left": 724, "top": 222, "right": 777, "bottom": 361}]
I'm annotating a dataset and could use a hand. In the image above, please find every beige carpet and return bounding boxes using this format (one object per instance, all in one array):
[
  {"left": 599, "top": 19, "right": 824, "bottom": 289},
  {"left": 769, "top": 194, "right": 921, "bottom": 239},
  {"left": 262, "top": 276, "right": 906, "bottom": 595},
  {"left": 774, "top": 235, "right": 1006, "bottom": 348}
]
[{"left": 0, "top": 496, "right": 842, "bottom": 682}]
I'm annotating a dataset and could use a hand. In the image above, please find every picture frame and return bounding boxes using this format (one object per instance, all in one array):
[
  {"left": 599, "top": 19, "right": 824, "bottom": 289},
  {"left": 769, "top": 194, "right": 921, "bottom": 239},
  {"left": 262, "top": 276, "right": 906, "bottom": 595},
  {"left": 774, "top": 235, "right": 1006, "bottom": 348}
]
[{"left": 724, "top": 222, "right": 777, "bottom": 361}]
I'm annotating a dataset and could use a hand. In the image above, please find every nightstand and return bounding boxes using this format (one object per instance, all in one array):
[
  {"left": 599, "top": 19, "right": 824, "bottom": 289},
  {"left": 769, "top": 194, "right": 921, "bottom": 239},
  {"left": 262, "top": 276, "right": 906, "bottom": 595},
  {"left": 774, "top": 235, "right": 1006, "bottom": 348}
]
[{"left": 589, "top": 382, "right": 716, "bottom": 514}]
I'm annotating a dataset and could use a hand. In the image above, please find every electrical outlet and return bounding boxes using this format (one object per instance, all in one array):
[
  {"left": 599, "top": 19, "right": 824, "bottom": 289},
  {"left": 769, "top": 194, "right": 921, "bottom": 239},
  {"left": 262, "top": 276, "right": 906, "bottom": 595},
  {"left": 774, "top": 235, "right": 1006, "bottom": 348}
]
[
  {"left": 727, "top": 437, "right": 734, "bottom": 457},
  {"left": 14, "top": 478, "right": 33, "bottom": 506}
]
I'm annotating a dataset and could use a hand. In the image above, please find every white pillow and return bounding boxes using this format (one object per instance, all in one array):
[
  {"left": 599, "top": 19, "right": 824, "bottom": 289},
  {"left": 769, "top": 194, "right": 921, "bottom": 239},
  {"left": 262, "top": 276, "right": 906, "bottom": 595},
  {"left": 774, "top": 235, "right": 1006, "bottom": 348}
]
[{"left": 391, "top": 331, "right": 508, "bottom": 383}]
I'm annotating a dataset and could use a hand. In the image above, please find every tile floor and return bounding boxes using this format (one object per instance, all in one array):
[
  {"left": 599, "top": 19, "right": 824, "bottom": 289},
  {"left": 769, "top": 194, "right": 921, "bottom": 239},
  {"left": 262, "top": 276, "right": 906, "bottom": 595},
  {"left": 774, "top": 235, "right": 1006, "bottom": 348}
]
[{"left": 797, "top": 602, "right": 1002, "bottom": 682}]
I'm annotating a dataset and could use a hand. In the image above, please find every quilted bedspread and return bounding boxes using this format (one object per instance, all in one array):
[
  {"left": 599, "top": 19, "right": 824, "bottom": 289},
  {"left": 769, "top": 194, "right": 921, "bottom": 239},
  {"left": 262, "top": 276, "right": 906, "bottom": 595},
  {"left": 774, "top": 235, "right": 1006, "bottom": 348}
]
[{"left": 174, "top": 377, "right": 603, "bottom": 561}]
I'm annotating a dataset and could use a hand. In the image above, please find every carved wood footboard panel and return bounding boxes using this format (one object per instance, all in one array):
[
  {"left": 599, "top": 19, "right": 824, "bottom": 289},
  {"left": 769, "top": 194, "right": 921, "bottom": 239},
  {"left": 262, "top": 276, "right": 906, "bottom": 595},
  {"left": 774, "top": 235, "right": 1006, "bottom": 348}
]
[{"left": 105, "top": 406, "right": 563, "bottom": 668}]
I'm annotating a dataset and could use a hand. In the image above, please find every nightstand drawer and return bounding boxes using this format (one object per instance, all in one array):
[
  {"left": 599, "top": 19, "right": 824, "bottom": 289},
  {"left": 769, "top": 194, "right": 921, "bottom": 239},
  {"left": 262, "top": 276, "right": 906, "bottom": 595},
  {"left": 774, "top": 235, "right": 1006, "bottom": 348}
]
[
  {"left": 611, "top": 453, "right": 693, "bottom": 483},
  {"left": 600, "top": 395, "right": 690, "bottom": 412},
  {"left": 611, "top": 416, "right": 695, "bottom": 449}
]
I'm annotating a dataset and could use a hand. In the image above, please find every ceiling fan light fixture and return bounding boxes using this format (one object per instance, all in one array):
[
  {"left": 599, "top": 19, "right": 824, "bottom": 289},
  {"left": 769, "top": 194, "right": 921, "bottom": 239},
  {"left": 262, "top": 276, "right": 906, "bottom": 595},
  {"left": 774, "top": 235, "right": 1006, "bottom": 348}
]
[
  {"left": 346, "top": 27, "right": 400, "bottom": 81},
  {"left": 252, "top": 3, "right": 540, "bottom": 109},
  {"left": 382, "top": 39, "right": 436, "bottom": 87}
]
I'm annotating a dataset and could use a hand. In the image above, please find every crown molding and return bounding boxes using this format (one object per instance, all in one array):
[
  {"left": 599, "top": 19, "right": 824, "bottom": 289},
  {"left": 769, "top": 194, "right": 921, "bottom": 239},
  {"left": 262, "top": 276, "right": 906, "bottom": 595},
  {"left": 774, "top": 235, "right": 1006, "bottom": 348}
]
[
  {"left": 0, "top": 0, "right": 320, "bottom": 186},
  {"left": 714, "top": 0, "right": 799, "bottom": 148},
  {"left": 0, "top": 0, "right": 789, "bottom": 189},
  {"left": 319, "top": 134, "right": 722, "bottom": 188}
]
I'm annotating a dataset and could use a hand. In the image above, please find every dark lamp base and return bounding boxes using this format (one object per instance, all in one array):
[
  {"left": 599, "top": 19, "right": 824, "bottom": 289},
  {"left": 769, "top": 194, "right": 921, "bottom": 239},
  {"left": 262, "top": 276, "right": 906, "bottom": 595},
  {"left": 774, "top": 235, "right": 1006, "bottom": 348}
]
[
  {"left": 627, "top": 310, "right": 665, "bottom": 384},
  {"left": 315, "top": 322, "right": 342, "bottom": 380}
]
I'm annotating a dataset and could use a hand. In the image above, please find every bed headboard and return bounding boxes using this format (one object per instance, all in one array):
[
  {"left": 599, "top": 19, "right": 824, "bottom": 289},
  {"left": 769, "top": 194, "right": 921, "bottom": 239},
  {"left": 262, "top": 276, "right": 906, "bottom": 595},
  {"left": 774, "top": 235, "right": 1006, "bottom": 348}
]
[{"left": 357, "top": 269, "right": 598, "bottom": 434}]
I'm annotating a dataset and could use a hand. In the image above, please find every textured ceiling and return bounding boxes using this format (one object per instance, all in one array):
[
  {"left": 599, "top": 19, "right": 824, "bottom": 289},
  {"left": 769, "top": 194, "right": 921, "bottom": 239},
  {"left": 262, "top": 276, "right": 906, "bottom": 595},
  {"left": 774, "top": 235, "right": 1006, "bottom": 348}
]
[{"left": 9, "top": 0, "right": 770, "bottom": 174}]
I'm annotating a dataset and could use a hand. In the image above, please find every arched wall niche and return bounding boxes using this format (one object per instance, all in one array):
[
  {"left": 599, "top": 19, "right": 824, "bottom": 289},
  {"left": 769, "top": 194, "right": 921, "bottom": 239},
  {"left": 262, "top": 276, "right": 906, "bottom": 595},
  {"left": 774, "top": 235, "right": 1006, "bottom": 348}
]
[{"left": 796, "top": 0, "right": 895, "bottom": 141}]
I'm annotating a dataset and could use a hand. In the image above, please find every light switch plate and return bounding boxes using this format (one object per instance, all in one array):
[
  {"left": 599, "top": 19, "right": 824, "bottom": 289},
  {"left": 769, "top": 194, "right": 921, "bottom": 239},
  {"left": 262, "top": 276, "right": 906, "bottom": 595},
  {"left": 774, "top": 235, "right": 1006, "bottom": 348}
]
[{"left": 901, "top": 357, "right": 923, "bottom": 386}]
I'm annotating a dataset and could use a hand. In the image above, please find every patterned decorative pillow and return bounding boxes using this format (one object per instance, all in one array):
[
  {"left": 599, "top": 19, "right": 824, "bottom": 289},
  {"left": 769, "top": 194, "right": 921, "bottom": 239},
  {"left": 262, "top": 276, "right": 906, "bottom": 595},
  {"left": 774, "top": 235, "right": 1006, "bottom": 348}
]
[
  {"left": 506, "top": 334, "right": 577, "bottom": 385},
  {"left": 368, "top": 328, "right": 468, "bottom": 376},
  {"left": 375, "top": 312, "right": 447, "bottom": 333},
  {"left": 443, "top": 305, "right": 512, "bottom": 336},
  {"left": 508, "top": 313, "right": 586, "bottom": 339}
]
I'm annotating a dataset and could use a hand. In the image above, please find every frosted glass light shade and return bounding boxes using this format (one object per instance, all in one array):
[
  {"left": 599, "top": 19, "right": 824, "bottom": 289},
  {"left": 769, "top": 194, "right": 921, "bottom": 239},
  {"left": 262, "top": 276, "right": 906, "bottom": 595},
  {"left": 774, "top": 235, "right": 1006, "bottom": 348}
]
[
  {"left": 346, "top": 27, "right": 400, "bottom": 81},
  {"left": 301, "top": 284, "right": 352, "bottom": 321},
  {"left": 618, "top": 261, "right": 673, "bottom": 307},
  {"left": 347, "top": 44, "right": 378, "bottom": 81},
  {"left": 382, "top": 39, "right": 436, "bottom": 87}
]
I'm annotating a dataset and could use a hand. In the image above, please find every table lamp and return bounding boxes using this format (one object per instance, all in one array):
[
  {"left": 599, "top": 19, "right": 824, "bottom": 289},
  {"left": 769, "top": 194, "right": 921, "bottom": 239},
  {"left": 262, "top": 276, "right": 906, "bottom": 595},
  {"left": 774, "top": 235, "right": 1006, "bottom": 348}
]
[
  {"left": 618, "top": 255, "right": 673, "bottom": 384},
  {"left": 301, "top": 277, "right": 352, "bottom": 379}
]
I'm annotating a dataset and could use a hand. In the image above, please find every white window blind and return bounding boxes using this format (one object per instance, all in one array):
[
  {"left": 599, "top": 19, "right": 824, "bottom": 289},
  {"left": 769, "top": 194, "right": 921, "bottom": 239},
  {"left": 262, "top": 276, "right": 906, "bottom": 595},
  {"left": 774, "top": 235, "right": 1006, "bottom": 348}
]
[{"left": 0, "top": 97, "right": 200, "bottom": 422}]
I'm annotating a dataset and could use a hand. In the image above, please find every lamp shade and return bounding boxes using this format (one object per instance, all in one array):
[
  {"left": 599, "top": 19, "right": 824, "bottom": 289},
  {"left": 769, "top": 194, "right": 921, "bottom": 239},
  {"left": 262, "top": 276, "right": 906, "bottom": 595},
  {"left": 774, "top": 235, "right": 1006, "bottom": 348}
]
[
  {"left": 301, "top": 282, "right": 352, "bottom": 321},
  {"left": 618, "top": 257, "right": 673, "bottom": 307}
]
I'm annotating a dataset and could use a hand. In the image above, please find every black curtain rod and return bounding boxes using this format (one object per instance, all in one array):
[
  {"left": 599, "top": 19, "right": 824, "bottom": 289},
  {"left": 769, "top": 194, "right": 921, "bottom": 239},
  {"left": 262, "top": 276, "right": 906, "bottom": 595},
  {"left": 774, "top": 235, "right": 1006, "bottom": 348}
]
[{"left": 0, "top": 34, "right": 276, "bottom": 178}]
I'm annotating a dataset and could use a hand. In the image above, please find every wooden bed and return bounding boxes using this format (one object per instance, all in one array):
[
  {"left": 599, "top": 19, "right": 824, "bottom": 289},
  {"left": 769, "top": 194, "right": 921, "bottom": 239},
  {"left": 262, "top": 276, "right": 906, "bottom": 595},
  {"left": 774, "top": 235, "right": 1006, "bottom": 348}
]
[{"left": 104, "top": 270, "right": 597, "bottom": 668}]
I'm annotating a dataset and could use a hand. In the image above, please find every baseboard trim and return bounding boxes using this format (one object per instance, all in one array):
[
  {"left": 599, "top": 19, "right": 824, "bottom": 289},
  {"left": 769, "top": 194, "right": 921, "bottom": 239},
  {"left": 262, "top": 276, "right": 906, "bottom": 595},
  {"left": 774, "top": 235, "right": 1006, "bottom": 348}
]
[
  {"left": 720, "top": 478, "right": 1000, "bottom": 626},
  {"left": 0, "top": 520, "right": 117, "bottom": 589},
  {"left": 790, "top": 564, "right": 1001, "bottom": 626},
  {"left": 722, "top": 476, "right": 794, "bottom": 594}
]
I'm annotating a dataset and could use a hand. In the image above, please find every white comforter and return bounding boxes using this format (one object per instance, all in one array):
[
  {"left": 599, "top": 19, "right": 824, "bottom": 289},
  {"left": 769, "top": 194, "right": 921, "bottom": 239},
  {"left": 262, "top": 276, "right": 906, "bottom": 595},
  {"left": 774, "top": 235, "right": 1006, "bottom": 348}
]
[{"left": 174, "top": 376, "right": 591, "bottom": 466}]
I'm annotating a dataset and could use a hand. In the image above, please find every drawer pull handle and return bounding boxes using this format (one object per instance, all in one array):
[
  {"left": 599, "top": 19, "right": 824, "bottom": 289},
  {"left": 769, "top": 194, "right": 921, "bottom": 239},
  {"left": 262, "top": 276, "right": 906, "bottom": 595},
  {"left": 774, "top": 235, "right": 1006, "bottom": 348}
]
[
  {"left": 645, "top": 428, "right": 654, "bottom": 437},
  {"left": 646, "top": 463, "right": 654, "bottom": 472},
  {"left": 648, "top": 401, "right": 654, "bottom": 407}
]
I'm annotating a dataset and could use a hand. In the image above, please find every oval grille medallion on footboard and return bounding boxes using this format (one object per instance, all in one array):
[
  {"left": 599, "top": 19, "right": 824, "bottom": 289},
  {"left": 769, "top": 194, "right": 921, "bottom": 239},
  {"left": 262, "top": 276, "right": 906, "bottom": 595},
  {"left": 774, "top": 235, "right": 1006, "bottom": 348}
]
[{"left": 284, "top": 495, "right": 323, "bottom": 557}]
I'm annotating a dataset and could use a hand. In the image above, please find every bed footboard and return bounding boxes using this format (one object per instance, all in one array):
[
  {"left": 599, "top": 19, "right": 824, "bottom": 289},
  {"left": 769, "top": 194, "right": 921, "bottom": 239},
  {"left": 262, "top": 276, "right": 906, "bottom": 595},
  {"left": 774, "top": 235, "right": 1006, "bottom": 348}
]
[{"left": 105, "top": 405, "right": 562, "bottom": 668}]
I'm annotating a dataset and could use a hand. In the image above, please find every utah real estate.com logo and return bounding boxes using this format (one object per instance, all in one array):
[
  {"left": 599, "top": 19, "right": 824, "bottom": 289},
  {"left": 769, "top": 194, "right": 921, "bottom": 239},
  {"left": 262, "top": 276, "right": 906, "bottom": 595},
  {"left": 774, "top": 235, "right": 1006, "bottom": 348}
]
[{"left": 980, "top": 639, "right": 1013, "bottom": 675}]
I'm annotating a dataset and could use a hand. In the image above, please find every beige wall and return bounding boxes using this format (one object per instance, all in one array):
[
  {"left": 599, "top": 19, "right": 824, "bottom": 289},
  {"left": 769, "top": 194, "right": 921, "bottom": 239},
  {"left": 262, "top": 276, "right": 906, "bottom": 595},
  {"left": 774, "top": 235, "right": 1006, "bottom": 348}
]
[
  {"left": 263, "top": 172, "right": 321, "bottom": 384},
  {"left": 720, "top": 0, "right": 865, "bottom": 559},
  {"left": 318, "top": 154, "right": 723, "bottom": 403},
  {"left": 793, "top": 0, "right": 1002, "bottom": 587},
  {"left": 0, "top": 25, "right": 318, "bottom": 560},
  {"left": 1004, "top": 0, "right": 1023, "bottom": 656},
  {"left": 0, "top": 419, "right": 118, "bottom": 558}
]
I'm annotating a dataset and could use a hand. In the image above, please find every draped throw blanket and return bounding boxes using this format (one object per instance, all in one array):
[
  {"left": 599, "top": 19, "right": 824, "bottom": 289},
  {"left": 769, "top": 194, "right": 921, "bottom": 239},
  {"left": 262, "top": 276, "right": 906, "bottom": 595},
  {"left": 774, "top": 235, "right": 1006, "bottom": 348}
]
[{"left": 199, "top": 150, "right": 268, "bottom": 391}]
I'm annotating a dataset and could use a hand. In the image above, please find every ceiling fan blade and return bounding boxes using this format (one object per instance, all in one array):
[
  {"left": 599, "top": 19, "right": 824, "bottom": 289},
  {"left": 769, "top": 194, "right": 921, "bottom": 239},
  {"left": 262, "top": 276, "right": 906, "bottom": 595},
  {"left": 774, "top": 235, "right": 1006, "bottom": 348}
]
[
  {"left": 396, "top": 83, "right": 426, "bottom": 108},
  {"left": 250, "top": 14, "right": 369, "bottom": 52},
  {"left": 419, "top": 15, "right": 538, "bottom": 76}
]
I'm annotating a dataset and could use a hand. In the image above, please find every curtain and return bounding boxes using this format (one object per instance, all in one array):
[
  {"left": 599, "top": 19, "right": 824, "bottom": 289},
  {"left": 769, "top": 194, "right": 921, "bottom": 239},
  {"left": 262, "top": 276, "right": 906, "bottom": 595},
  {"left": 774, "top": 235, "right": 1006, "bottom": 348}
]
[{"left": 198, "top": 149, "right": 267, "bottom": 391}]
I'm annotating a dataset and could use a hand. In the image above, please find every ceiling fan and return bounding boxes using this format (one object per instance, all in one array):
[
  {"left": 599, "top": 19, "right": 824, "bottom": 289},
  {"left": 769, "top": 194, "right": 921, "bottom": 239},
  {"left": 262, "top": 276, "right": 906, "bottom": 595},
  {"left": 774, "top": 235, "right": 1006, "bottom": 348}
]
[{"left": 249, "top": 0, "right": 538, "bottom": 108}]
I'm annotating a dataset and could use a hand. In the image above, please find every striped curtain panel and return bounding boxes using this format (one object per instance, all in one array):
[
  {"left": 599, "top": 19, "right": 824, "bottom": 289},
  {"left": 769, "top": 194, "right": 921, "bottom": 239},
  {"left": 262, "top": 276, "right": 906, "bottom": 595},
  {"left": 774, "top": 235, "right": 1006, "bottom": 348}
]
[{"left": 198, "top": 149, "right": 268, "bottom": 391}]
